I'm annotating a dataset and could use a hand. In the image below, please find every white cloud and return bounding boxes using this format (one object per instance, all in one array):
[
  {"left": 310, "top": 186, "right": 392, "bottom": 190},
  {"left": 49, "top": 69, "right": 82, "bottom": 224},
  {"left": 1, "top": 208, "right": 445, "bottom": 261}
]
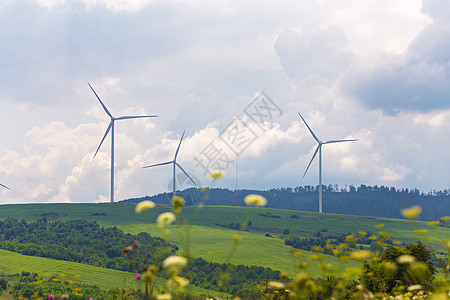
[
  {"left": 275, "top": 26, "right": 355, "bottom": 79},
  {"left": 2, "top": 0, "right": 450, "bottom": 205},
  {"left": 381, "top": 165, "right": 413, "bottom": 182},
  {"left": 339, "top": 0, "right": 450, "bottom": 113}
]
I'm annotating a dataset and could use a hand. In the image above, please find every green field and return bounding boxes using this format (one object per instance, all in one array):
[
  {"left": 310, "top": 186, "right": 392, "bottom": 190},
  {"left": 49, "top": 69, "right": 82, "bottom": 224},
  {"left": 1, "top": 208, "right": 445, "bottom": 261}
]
[
  {"left": 0, "top": 249, "right": 228, "bottom": 298},
  {"left": 120, "top": 223, "right": 360, "bottom": 278},
  {"left": 0, "top": 203, "right": 447, "bottom": 249},
  {"left": 0, "top": 202, "right": 447, "bottom": 286},
  {"left": 0, "top": 248, "right": 140, "bottom": 291}
]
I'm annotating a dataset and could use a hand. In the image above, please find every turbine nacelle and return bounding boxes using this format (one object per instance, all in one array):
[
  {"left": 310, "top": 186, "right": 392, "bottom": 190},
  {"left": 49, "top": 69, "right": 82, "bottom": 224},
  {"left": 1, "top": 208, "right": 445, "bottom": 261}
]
[
  {"left": 143, "top": 131, "right": 196, "bottom": 195},
  {"left": 88, "top": 82, "right": 157, "bottom": 203},
  {"left": 298, "top": 112, "right": 358, "bottom": 213}
]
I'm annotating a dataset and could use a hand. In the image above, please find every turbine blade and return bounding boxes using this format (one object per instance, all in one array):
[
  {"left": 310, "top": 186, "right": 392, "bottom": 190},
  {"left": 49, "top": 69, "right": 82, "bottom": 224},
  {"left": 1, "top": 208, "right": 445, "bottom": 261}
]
[
  {"left": 323, "top": 139, "right": 358, "bottom": 144},
  {"left": 303, "top": 145, "right": 320, "bottom": 177},
  {"left": 115, "top": 115, "right": 158, "bottom": 120},
  {"left": 142, "top": 161, "right": 172, "bottom": 168},
  {"left": 175, "top": 162, "right": 196, "bottom": 186},
  {"left": 174, "top": 131, "right": 186, "bottom": 161},
  {"left": 93, "top": 121, "right": 112, "bottom": 158},
  {"left": 298, "top": 112, "right": 320, "bottom": 143},
  {"left": 0, "top": 183, "right": 11, "bottom": 190},
  {"left": 87, "top": 82, "right": 113, "bottom": 119}
]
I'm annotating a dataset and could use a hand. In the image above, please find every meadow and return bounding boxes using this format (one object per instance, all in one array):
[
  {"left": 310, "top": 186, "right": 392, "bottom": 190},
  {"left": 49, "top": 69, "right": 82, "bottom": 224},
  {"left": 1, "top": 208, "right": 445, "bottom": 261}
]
[
  {"left": 0, "top": 202, "right": 448, "bottom": 298},
  {"left": 0, "top": 203, "right": 446, "bottom": 250}
]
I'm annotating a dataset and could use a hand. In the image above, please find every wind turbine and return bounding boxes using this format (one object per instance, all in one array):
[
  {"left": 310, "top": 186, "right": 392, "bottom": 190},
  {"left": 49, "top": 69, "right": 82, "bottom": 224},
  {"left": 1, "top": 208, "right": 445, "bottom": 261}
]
[
  {"left": 299, "top": 112, "right": 357, "bottom": 213},
  {"left": 88, "top": 82, "right": 158, "bottom": 203},
  {"left": 143, "top": 131, "right": 196, "bottom": 196},
  {"left": 0, "top": 183, "right": 10, "bottom": 190}
]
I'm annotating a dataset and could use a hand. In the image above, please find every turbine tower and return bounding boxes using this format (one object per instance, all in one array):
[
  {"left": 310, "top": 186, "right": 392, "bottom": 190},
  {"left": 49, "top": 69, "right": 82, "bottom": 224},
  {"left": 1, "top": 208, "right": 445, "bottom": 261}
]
[
  {"left": 0, "top": 183, "right": 10, "bottom": 190},
  {"left": 143, "top": 131, "right": 196, "bottom": 196},
  {"left": 299, "top": 112, "right": 357, "bottom": 213},
  {"left": 88, "top": 82, "right": 157, "bottom": 203}
]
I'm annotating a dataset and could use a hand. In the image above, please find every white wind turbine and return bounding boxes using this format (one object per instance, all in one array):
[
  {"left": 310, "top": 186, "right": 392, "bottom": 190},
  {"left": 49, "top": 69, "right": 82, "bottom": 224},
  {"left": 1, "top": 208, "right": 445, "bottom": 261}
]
[
  {"left": 143, "top": 131, "right": 196, "bottom": 196},
  {"left": 0, "top": 183, "right": 10, "bottom": 190},
  {"left": 88, "top": 82, "right": 158, "bottom": 203},
  {"left": 299, "top": 113, "right": 357, "bottom": 213}
]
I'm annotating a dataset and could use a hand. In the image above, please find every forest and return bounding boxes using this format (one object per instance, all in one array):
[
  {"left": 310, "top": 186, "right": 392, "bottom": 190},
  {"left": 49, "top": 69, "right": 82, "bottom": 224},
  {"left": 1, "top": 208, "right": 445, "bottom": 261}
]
[
  {"left": 122, "top": 185, "right": 450, "bottom": 220},
  {"left": 0, "top": 218, "right": 280, "bottom": 298}
]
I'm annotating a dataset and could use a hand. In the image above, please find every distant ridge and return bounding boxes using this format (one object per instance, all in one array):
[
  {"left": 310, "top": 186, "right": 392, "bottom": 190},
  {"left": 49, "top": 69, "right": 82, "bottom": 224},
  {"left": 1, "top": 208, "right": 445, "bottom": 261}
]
[{"left": 120, "top": 185, "right": 450, "bottom": 221}]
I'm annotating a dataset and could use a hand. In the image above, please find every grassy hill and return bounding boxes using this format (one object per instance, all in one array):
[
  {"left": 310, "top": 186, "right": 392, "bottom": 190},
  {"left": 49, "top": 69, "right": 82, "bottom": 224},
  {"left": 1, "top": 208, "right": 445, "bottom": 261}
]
[
  {"left": 0, "top": 201, "right": 447, "bottom": 298},
  {"left": 0, "top": 203, "right": 446, "bottom": 249},
  {"left": 0, "top": 249, "right": 228, "bottom": 298}
]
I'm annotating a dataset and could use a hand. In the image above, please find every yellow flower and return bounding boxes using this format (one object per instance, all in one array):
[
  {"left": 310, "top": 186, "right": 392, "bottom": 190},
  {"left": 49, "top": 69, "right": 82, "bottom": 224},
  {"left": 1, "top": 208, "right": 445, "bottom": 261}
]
[
  {"left": 369, "top": 235, "right": 378, "bottom": 240},
  {"left": 430, "top": 293, "right": 448, "bottom": 300},
  {"left": 426, "top": 221, "right": 440, "bottom": 226},
  {"left": 414, "top": 229, "right": 429, "bottom": 234},
  {"left": 376, "top": 240, "right": 387, "bottom": 248},
  {"left": 232, "top": 233, "right": 242, "bottom": 244},
  {"left": 378, "top": 231, "right": 393, "bottom": 240},
  {"left": 171, "top": 195, "right": 185, "bottom": 214},
  {"left": 312, "top": 246, "right": 324, "bottom": 253},
  {"left": 332, "top": 249, "right": 342, "bottom": 256},
  {"left": 401, "top": 205, "right": 422, "bottom": 220},
  {"left": 162, "top": 255, "right": 188, "bottom": 269},
  {"left": 268, "top": 281, "right": 286, "bottom": 289},
  {"left": 209, "top": 170, "right": 225, "bottom": 180},
  {"left": 244, "top": 194, "right": 267, "bottom": 207},
  {"left": 383, "top": 261, "right": 397, "bottom": 277},
  {"left": 374, "top": 223, "right": 384, "bottom": 228},
  {"left": 169, "top": 276, "right": 189, "bottom": 288},
  {"left": 407, "top": 284, "right": 422, "bottom": 292},
  {"left": 325, "top": 243, "right": 335, "bottom": 249},
  {"left": 135, "top": 200, "right": 156, "bottom": 213},
  {"left": 156, "top": 294, "right": 172, "bottom": 300},
  {"left": 410, "top": 262, "right": 429, "bottom": 281},
  {"left": 350, "top": 250, "right": 372, "bottom": 261},
  {"left": 345, "top": 234, "right": 358, "bottom": 243},
  {"left": 397, "top": 254, "right": 415, "bottom": 264},
  {"left": 319, "top": 263, "right": 332, "bottom": 270},
  {"left": 342, "top": 267, "right": 362, "bottom": 277},
  {"left": 357, "top": 230, "right": 367, "bottom": 236},
  {"left": 308, "top": 254, "right": 322, "bottom": 260},
  {"left": 157, "top": 212, "right": 176, "bottom": 227}
]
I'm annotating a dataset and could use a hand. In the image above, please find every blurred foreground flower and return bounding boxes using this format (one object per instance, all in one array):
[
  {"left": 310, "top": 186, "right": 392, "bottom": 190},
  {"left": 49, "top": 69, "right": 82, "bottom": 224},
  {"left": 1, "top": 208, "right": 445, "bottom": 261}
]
[
  {"left": 401, "top": 205, "right": 422, "bottom": 220},
  {"left": 209, "top": 170, "right": 225, "bottom": 180},
  {"left": 157, "top": 212, "right": 176, "bottom": 227},
  {"left": 156, "top": 294, "right": 172, "bottom": 300},
  {"left": 397, "top": 255, "right": 415, "bottom": 264},
  {"left": 135, "top": 200, "right": 156, "bottom": 213},
  {"left": 350, "top": 250, "right": 372, "bottom": 261},
  {"left": 244, "top": 194, "right": 267, "bottom": 207},
  {"left": 407, "top": 284, "right": 422, "bottom": 292},
  {"left": 172, "top": 195, "right": 185, "bottom": 214},
  {"left": 163, "top": 255, "right": 188, "bottom": 269},
  {"left": 268, "top": 281, "right": 286, "bottom": 289}
]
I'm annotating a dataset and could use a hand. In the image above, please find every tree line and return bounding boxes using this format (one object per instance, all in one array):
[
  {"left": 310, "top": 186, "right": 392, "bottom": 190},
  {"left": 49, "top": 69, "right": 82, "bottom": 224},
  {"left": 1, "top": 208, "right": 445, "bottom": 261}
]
[{"left": 122, "top": 185, "right": 450, "bottom": 220}]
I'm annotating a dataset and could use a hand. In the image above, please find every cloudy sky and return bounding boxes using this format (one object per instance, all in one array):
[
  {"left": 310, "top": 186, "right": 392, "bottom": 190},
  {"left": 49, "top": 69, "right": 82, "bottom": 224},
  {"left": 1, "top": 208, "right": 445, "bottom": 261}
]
[{"left": 1, "top": 0, "right": 450, "bottom": 204}]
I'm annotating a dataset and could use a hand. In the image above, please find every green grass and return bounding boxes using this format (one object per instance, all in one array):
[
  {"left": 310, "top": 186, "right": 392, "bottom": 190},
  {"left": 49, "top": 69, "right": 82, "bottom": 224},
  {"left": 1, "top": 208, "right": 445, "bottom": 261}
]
[
  {"left": 0, "top": 202, "right": 447, "bottom": 277},
  {"left": 0, "top": 248, "right": 138, "bottom": 291},
  {"left": 0, "top": 249, "right": 228, "bottom": 298},
  {"left": 120, "top": 223, "right": 360, "bottom": 278}
]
